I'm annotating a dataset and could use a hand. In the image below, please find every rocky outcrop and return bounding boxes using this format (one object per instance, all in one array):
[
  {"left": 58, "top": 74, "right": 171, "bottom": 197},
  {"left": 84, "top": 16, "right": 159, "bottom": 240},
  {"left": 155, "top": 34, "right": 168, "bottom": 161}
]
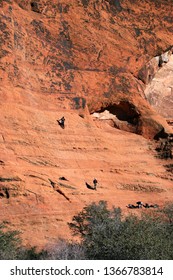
[
  {"left": 144, "top": 54, "right": 173, "bottom": 119},
  {"left": 0, "top": 0, "right": 173, "bottom": 248},
  {"left": 138, "top": 48, "right": 173, "bottom": 85},
  {"left": 0, "top": 0, "right": 173, "bottom": 138}
]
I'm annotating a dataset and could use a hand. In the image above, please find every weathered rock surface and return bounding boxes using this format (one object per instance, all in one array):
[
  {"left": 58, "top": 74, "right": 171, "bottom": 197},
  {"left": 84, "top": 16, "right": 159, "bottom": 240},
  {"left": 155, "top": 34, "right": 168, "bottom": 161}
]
[
  {"left": 1, "top": 0, "right": 173, "bottom": 137},
  {"left": 0, "top": 0, "right": 173, "bottom": 249},
  {"left": 145, "top": 55, "right": 173, "bottom": 120}
]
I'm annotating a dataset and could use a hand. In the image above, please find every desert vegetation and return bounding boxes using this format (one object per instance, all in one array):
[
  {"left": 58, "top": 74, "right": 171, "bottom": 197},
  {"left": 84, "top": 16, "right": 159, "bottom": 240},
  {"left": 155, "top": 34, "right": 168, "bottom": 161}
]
[
  {"left": 0, "top": 201, "right": 173, "bottom": 260},
  {"left": 0, "top": 223, "right": 47, "bottom": 260}
]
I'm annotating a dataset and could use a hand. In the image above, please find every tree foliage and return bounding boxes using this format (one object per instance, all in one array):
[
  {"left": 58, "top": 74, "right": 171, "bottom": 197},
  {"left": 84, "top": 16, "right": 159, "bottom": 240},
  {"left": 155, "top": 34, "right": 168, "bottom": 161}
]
[
  {"left": 0, "top": 223, "right": 21, "bottom": 260},
  {"left": 69, "top": 200, "right": 173, "bottom": 260},
  {"left": 0, "top": 223, "right": 47, "bottom": 260}
]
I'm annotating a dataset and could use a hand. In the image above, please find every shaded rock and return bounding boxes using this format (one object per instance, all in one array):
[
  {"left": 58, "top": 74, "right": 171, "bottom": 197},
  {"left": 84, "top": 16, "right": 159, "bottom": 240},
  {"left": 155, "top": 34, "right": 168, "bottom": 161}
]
[{"left": 30, "top": 2, "right": 41, "bottom": 13}]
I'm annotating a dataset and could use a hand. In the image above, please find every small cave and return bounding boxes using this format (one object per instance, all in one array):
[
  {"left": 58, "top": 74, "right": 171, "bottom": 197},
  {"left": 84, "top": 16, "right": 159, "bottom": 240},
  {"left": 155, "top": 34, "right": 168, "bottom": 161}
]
[
  {"left": 106, "top": 101, "right": 140, "bottom": 125},
  {"left": 92, "top": 101, "right": 141, "bottom": 134}
]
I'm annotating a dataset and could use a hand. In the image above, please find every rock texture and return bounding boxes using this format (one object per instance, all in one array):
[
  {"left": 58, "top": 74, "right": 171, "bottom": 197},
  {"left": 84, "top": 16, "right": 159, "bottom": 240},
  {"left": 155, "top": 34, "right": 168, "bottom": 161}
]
[
  {"left": 0, "top": 0, "right": 173, "bottom": 249},
  {"left": 1, "top": 0, "right": 173, "bottom": 137},
  {"left": 145, "top": 54, "right": 173, "bottom": 120}
]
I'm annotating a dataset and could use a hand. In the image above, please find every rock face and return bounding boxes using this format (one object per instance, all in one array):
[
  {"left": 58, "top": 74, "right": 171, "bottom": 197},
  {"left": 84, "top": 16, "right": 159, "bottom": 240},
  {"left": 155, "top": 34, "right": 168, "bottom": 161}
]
[
  {"left": 1, "top": 0, "right": 173, "bottom": 137},
  {"left": 0, "top": 0, "right": 173, "bottom": 248},
  {"left": 145, "top": 54, "right": 173, "bottom": 120}
]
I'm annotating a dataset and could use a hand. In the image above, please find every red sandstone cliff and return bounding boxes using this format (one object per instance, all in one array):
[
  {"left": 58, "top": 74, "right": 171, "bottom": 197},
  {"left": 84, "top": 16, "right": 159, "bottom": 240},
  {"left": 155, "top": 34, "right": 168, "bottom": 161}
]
[{"left": 0, "top": 0, "right": 173, "bottom": 248}]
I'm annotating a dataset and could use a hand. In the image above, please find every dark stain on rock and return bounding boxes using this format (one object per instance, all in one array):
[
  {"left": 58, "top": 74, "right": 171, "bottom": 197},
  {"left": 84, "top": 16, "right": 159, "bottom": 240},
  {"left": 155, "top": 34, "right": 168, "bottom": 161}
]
[
  {"left": 30, "top": 2, "right": 41, "bottom": 13},
  {"left": 0, "top": 176, "right": 21, "bottom": 182},
  {"left": 80, "top": 0, "right": 90, "bottom": 8},
  {"left": 134, "top": 27, "right": 141, "bottom": 37},
  {"left": 105, "top": 0, "right": 123, "bottom": 14},
  {"left": 0, "top": 21, "right": 7, "bottom": 31},
  {"left": 57, "top": 3, "right": 70, "bottom": 13},
  {"left": 31, "top": 20, "right": 52, "bottom": 44},
  {"left": 72, "top": 97, "right": 86, "bottom": 109},
  {"left": 108, "top": 0, "right": 122, "bottom": 11},
  {"left": 109, "top": 66, "right": 124, "bottom": 75},
  {"left": 0, "top": 49, "right": 10, "bottom": 58},
  {"left": 63, "top": 61, "right": 76, "bottom": 70},
  {"left": 164, "top": 16, "right": 173, "bottom": 23},
  {"left": 59, "top": 21, "right": 73, "bottom": 56}
]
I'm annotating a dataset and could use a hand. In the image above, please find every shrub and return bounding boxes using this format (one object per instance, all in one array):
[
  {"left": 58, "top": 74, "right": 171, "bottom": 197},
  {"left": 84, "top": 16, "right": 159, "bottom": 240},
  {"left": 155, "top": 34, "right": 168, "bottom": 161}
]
[
  {"left": 46, "top": 239, "right": 86, "bottom": 260},
  {"left": 0, "top": 223, "right": 21, "bottom": 260},
  {"left": 0, "top": 223, "right": 48, "bottom": 260},
  {"left": 19, "top": 246, "right": 48, "bottom": 260},
  {"left": 69, "top": 201, "right": 173, "bottom": 259}
]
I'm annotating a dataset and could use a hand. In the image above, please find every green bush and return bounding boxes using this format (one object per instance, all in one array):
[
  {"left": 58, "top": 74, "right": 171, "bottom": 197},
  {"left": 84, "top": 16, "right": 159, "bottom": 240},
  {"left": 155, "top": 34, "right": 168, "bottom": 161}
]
[
  {"left": 19, "top": 246, "right": 48, "bottom": 260},
  {"left": 0, "top": 223, "right": 21, "bottom": 260},
  {"left": 0, "top": 223, "right": 48, "bottom": 260},
  {"left": 69, "top": 201, "right": 173, "bottom": 259}
]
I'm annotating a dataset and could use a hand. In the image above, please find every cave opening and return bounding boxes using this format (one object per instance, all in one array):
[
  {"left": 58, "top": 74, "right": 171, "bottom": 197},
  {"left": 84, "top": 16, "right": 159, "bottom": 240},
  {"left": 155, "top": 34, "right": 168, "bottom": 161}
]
[
  {"left": 99, "top": 101, "right": 140, "bottom": 125},
  {"left": 92, "top": 101, "right": 141, "bottom": 134}
]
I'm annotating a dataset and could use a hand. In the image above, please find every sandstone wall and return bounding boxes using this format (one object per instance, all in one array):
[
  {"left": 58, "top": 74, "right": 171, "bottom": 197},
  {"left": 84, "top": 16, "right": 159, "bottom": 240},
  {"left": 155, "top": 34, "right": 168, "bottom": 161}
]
[
  {"left": 1, "top": 0, "right": 173, "bottom": 137},
  {"left": 0, "top": 0, "right": 173, "bottom": 248}
]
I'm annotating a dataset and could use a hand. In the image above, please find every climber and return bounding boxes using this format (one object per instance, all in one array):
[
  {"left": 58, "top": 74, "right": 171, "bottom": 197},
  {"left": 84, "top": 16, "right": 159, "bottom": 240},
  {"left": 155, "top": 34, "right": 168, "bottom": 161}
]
[
  {"left": 57, "top": 116, "right": 65, "bottom": 129},
  {"left": 136, "top": 201, "right": 143, "bottom": 208},
  {"left": 93, "top": 178, "right": 98, "bottom": 189}
]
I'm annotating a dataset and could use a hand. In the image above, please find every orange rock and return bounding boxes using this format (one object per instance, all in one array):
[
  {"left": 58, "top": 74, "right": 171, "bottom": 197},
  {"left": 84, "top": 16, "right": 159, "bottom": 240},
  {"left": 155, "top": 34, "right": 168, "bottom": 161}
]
[{"left": 0, "top": 0, "right": 173, "bottom": 249}]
